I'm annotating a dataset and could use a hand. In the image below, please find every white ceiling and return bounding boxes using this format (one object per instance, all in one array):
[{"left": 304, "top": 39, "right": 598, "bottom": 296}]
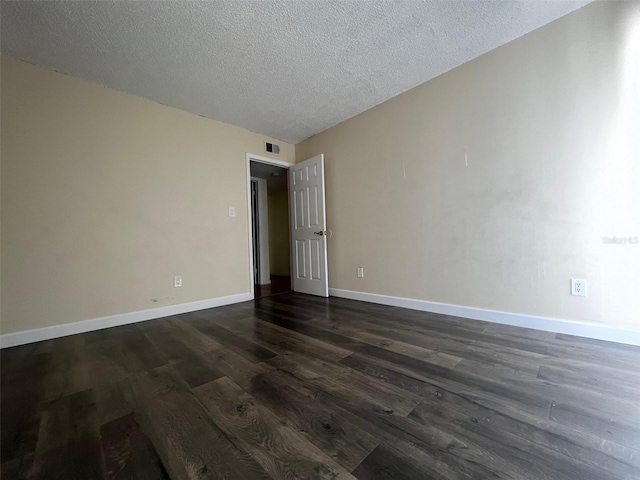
[{"left": 1, "top": 1, "right": 589, "bottom": 144}]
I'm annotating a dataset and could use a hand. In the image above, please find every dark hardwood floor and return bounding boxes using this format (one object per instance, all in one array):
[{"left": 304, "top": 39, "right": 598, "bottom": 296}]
[{"left": 2, "top": 293, "right": 639, "bottom": 479}]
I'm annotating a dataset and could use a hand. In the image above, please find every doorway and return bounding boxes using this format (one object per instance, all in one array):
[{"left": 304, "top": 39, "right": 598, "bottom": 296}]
[{"left": 248, "top": 156, "right": 292, "bottom": 299}]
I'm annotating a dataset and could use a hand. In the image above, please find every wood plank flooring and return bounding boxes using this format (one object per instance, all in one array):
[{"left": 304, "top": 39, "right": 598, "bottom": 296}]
[{"left": 2, "top": 293, "right": 639, "bottom": 479}]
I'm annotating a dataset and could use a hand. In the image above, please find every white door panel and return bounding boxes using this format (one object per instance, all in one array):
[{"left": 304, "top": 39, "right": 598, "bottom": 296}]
[{"left": 289, "top": 154, "right": 328, "bottom": 297}]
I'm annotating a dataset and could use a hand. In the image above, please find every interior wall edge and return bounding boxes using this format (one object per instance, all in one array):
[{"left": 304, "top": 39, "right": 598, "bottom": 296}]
[
  {"left": 0, "top": 292, "right": 253, "bottom": 349},
  {"left": 329, "top": 288, "right": 640, "bottom": 347}
]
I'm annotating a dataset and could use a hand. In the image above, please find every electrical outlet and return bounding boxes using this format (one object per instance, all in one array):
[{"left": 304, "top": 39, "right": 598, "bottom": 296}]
[
  {"left": 570, "top": 278, "right": 587, "bottom": 297},
  {"left": 357, "top": 267, "right": 364, "bottom": 278},
  {"left": 174, "top": 275, "right": 183, "bottom": 288},
  {"left": 228, "top": 207, "right": 236, "bottom": 217}
]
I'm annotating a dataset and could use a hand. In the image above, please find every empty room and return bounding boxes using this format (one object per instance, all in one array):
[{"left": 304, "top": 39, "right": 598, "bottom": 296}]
[{"left": 1, "top": 1, "right": 639, "bottom": 479}]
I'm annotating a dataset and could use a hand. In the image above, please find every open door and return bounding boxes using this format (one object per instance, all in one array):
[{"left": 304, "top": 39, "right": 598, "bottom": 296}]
[{"left": 289, "top": 154, "right": 328, "bottom": 297}]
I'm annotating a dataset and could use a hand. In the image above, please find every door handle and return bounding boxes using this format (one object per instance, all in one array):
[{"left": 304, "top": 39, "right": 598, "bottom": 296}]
[{"left": 314, "top": 231, "right": 326, "bottom": 236}]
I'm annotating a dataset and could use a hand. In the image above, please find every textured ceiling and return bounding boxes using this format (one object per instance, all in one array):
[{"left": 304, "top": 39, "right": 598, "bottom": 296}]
[{"left": 1, "top": 1, "right": 590, "bottom": 143}]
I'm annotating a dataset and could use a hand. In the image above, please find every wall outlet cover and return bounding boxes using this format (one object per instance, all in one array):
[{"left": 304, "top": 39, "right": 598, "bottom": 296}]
[
  {"left": 570, "top": 278, "right": 587, "bottom": 297},
  {"left": 174, "top": 275, "right": 183, "bottom": 288}
]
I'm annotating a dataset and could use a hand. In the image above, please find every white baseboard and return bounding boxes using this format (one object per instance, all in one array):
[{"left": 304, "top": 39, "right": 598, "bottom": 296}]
[
  {"left": 5, "top": 288, "right": 637, "bottom": 348},
  {"left": 0, "top": 292, "right": 253, "bottom": 349},
  {"left": 329, "top": 288, "right": 640, "bottom": 347}
]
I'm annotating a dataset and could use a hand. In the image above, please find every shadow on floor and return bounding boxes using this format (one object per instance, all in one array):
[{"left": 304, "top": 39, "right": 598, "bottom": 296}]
[{"left": 255, "top": 274, "right": 291, "bottom": 299}]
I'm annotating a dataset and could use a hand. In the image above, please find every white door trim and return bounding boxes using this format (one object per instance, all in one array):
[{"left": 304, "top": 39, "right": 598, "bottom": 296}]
[
  {"left": 251, "top": 177, "right": 271, "bottom": 285},
  {"left": 246, "top": 153, "right": 294, "bottom": 296}
]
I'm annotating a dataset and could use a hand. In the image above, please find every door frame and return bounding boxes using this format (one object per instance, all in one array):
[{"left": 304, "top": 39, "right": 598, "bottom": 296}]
[
  {"left": 251, "top": 176, "right": 271, "bottom": 286},
  {"left": 245, "top": 153, "right": 294, "bottom": 297}
]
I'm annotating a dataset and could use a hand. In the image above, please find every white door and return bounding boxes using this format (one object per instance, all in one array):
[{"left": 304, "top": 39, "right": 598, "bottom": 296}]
[{"left": 289, "top": 154, "right": 328, "bottom": 297}]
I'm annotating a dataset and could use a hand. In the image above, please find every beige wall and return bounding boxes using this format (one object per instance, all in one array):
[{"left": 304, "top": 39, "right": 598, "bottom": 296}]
[
  {"left": 0, "top": 55, "right": 293, "bottom": 334},
  {"left": 267, "top": 190, "right": 291, "bottom": 276},
  {"left": 297, "top": 1, "right": 640, "bottom": 330}
]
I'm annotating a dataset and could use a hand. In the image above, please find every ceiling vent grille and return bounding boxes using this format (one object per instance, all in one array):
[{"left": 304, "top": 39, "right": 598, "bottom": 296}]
[{"left": 265, "top": 142, "right": 280, "bottom": 155}]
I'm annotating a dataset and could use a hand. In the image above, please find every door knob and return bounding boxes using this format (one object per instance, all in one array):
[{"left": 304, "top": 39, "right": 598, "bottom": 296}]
[{"left": 314, "top": 231, "right": 326, "bottom": 236}]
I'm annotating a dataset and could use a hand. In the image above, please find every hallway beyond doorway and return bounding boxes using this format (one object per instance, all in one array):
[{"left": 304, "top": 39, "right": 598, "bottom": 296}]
[{"left": 254, "top": 274, "right": 292, "bottom": 299}]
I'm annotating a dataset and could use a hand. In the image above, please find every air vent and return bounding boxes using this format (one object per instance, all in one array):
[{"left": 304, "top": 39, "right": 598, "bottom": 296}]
[{"left": 265, "top": 142, "right": 280, "bottom": 155}]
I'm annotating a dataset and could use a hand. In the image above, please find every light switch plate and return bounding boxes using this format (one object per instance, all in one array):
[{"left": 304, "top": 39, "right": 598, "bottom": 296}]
[{"left": 228, "top": 207, "right": 236, "bottom": 217}]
